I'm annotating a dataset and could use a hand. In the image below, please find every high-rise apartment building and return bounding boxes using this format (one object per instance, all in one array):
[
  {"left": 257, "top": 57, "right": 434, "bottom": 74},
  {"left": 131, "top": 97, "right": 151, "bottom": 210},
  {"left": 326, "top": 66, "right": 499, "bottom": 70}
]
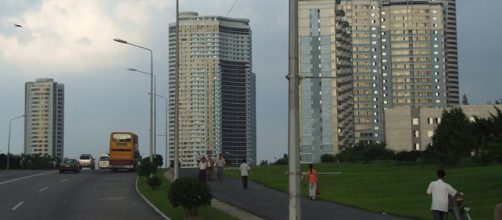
[
  {"left": 298, "top": 0, "right": 354, "bottom": 163},
  {"left": 168, "top": 12, "right": 256, "bottom": 167},
  {"left": 339, "top": 0, "right": 385, "bottom": 144},
  {"left": 381, "top": 0, "right": 456, "bottom": 108},
  {"left": 337, "top": 0, "right": 458, "bottom": 145},
  {"left": 24, "top": 78, "right": 64, "bottom": 159}
]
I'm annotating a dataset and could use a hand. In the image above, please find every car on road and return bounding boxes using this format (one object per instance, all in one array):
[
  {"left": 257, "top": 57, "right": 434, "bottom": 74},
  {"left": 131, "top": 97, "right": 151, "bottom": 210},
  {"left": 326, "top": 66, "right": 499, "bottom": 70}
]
[
  {"left": 59, "top": 159, "right": 81, "bottom": 173},
  {"left": 79, "top": 154, "right": 95, "bottom": 170},
  {"left": 98, "top": 154, "right": 110, "bottom": 169}
]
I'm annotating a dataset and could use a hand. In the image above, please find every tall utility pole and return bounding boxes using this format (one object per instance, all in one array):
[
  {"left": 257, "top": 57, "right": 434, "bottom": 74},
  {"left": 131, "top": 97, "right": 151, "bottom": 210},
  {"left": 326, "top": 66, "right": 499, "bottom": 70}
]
[
  {"left": 174, "top": 0, "right": 180, "bottom": 180},
  {"left": 287, "top": 0, "right": 301, "bottom": 219},
  {"left": 7, "top": 115, "right": 25, "bottom": 170}
]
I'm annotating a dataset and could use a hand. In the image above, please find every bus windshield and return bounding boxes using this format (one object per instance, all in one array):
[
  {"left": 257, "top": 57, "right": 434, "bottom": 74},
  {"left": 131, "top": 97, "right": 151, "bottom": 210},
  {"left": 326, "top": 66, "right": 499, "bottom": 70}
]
[{"left": 112, "top": 133, "right": 132, "bottom": 142}]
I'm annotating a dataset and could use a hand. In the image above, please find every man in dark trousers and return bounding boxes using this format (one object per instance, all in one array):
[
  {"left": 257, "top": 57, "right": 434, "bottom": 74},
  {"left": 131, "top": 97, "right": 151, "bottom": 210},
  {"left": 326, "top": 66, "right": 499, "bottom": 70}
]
[
  {"left": 239, "top": 159, "right": 251, "bottom": 189},
  {"left": 426, "top": 169, "right": 460, "bottom": 220}
]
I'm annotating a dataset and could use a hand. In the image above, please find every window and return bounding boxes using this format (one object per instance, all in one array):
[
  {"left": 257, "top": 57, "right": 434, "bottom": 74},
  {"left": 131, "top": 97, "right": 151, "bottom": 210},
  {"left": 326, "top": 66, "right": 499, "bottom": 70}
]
[
  {"left": 414, "top": 130, "right": 419, "bottom": 138},
  {"left": 412, "top": 118, "right": 419, "bottom": 125},
  {"left": 427, "top": 131, "right": 434, "bottom": 137}
]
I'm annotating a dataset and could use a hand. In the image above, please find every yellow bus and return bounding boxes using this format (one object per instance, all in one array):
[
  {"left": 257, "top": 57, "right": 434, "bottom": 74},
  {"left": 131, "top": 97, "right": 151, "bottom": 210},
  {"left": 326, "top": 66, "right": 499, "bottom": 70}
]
[{"left": 109, "top": 132, "right": 139, "bottom": 171}]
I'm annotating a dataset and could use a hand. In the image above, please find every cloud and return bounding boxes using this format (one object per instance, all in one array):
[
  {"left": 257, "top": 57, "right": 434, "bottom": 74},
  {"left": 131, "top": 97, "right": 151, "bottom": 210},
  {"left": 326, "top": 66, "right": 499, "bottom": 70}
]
[{"left": 0, "top": 0, "right": 168, "bottom": 75}]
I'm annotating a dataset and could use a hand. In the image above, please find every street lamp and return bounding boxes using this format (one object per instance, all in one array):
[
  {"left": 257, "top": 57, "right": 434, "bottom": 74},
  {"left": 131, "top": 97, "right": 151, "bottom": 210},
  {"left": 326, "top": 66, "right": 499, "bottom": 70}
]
[
  {"left": 114, "top": 39, "right": 154, "bottom": 163},
  {"left": 127, "top": 68, "right": 158, "bottom": 159},
  {"left": 154, "top": 94, "right": 168, "bottom": 168},
  {"left": 7, "top": 115, "right": 25, "bottom": 170}
]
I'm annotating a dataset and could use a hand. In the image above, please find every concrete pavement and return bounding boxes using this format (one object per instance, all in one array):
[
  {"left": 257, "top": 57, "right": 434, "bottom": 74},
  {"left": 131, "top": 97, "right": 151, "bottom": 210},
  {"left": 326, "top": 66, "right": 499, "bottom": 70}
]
[{"left": 178, "top": 168, "right": 408, "bottom": 220}]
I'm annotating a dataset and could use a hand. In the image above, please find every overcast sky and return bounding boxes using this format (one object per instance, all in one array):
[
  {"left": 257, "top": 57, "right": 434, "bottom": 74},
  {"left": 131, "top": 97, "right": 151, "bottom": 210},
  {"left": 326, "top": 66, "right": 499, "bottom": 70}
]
[{"left": 1, "top": 0, "right": 501, "bottom": 162}]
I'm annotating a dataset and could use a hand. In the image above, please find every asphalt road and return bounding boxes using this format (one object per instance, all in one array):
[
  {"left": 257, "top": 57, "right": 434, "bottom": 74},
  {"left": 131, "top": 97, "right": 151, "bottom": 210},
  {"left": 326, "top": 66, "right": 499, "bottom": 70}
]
[{"left": 0, "top": 169, "right": 164, "bottom": 220}]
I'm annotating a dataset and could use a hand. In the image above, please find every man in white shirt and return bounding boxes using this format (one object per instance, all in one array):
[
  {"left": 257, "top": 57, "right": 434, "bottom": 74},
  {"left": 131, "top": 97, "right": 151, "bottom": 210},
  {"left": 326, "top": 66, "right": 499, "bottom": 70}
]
[
  {"left": 239, "top": 159, "right": 251, "bottom": 189},
  {"left": 215, "top": 154, "right": 226, "bottom": 181},
  {"left": 426, "top": 169, "right": 459, "bottom": 220}
]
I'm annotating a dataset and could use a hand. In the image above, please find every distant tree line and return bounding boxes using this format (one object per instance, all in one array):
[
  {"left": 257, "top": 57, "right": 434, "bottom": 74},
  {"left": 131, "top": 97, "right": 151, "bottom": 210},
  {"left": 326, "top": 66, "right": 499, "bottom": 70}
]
[{"left": 0, "top": 153, "right": 60, "bottom": 170}]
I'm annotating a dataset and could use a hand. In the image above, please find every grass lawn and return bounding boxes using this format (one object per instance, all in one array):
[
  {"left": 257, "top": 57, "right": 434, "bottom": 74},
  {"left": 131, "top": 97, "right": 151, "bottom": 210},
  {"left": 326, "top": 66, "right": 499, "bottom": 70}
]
[
  {"left": 227, "top": 161, "right": 501, "bottom": 220},
  {"left": 137, "top": 169, "right": 238, "bottom": 220}
]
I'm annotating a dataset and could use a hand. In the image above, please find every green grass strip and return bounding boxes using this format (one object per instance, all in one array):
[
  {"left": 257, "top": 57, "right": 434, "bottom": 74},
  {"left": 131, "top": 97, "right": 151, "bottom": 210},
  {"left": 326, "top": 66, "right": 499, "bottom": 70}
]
[{"left": 227, "top": 161, "right": 502, "bottom": 220}]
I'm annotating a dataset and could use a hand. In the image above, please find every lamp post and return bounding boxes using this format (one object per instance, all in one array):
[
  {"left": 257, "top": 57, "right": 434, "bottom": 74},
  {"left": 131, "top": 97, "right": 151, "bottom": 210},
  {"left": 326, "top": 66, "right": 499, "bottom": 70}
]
[
  {"left": 174, "top": 0, "right": 180, "bottom": 180},
  {"left": 127, "top": 68, "right": 158, "bottom": 162},
  {"left": 287, "top": 0, "right": 301, "bottom": 219},
  {"left": 114, "top": 39, "right": 154, "bottom": 163},
  {"left": 7, "top": 115, "right": 25, "bottom": 170},
  {"left": 154, "top": 94, "right": 168, "bottom": 168}
]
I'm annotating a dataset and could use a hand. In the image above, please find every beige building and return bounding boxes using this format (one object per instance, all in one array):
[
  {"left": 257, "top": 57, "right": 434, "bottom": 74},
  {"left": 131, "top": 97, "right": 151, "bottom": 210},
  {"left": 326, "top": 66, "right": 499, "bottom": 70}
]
[
  {"left": 339, "top": 0, "right": 385, "bottom": 144},
  {"left": 385, "top": 105, "right": 502, "bottom": 152},
  {"left": 298, "top": 0, "right": 354, "bottom": 163},
  {"left": 24, "top": 78, "right": 65, "bottom": 158}
]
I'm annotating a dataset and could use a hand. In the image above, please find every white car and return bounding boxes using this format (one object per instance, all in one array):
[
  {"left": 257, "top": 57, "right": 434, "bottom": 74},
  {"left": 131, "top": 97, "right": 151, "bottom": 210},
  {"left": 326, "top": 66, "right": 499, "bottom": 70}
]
[
  {"left": 98, "top": 154, "right": 110, "bottom": 169},
  {"left": 79, "top": 154, "right": 95, "bottom": 170}
]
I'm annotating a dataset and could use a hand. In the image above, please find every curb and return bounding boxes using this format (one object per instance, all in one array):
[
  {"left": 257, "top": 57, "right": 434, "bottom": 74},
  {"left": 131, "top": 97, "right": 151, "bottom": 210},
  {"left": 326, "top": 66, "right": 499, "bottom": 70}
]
[{"left": 135, "top": 175, "right": 171, "bottom": 220}]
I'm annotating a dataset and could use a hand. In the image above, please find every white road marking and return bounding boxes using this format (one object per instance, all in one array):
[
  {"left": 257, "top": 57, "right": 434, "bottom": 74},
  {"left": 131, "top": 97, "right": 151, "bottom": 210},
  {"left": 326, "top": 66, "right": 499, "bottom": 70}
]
[
  {"left": 61, "top": 178, "right": 69, "bottom": 182},
  {"left": 39, "top": 186, "right": 49, "bottom": 192},
  {"left": 12, "top": 201, "right": 24, "bottom": 210},
  {"left": 0, "top": 171, "right": 56, "bottom": 185}
]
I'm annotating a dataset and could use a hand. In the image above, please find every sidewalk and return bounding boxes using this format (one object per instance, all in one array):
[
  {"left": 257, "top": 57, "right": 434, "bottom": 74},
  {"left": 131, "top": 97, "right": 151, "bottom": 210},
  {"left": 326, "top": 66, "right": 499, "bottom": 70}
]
[
  {"left": 179, "top": 168, "right": 408, "bottom": 220},
  {"left": 164, "top": 169, "right": 263, "bottom": 220}
]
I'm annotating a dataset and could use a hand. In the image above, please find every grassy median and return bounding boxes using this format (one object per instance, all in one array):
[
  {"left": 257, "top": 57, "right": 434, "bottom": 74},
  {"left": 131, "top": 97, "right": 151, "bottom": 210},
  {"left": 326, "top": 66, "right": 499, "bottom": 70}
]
[
  {"left": 227, "top": 161, "right": 501, "bottom": 220},
  {"left": 137, "top": 169, "right": 238, "bottom": 220}
]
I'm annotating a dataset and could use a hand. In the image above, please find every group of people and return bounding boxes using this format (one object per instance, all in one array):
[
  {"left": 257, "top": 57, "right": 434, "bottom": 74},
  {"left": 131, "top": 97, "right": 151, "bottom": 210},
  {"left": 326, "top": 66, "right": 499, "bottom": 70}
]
[
  {"left": 197, "top": 154, "right": 227, "bottom": 183},
  {"left": 196, "top": 156, "right": 459, "bottom": 220},
  {"left": 196, "top": 154, "right": 252, "bottom": 190}
]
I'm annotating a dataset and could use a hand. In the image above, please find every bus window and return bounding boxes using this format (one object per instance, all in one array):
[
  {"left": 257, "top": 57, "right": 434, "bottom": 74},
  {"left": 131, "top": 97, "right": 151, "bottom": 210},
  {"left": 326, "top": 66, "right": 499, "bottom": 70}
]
[{"left": 112, "top": 133, "right": 132, "bottom": 142}]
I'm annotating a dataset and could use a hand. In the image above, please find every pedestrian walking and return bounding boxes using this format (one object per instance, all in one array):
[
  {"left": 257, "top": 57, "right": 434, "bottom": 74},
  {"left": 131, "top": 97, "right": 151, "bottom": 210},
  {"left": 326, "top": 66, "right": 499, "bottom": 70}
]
[
  {"left": 305, "top": 164, "right": 319, "bottom": 200},
  {"left": 239, "top": 159, "right": 251, "bottom": 189},
  {"left": 198, "top": 156, "right": 208, "bottom": 183},
  {"left": 426, "top": 169, "right": 461, "bottom": 220},
  {"left": 215, "top": 154, "right": 226, "bottom": 181}
]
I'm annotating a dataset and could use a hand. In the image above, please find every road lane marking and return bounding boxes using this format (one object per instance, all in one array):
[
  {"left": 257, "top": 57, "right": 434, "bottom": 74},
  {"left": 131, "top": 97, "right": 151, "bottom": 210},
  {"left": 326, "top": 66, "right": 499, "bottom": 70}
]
[
  {"left": 12, "top": 201, "right": 24, "bottom": 210},
  {"left": 39, "top": 186, "right": 49, "bottom": 192},
  {"left": 61, "top": 178, "right": 69, "bottom": 182},
  {"left": 0, "top": 171, "right": 56, "bottom": 185}
]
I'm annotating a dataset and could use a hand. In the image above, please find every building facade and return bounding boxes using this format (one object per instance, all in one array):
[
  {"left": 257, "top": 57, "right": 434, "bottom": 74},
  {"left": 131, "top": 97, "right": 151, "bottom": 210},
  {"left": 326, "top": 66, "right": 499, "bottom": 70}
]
[
  {"left": 381, "top": 0, "right": 458, "bottom": 109},
  {"left": 168, "top": 12, "right": 256, "bottom": 167},
  {"left": 298, "top": 0, "right": 354, "bottom": 163},
  {"left": 339, "top": 0, "right": 385, "bottom": 144},
  {"left": 385, "top": 105, "right": 502, "bottom": 152},
  {"left": 24, "top": 78, "right": 64, "bottom": 159}
]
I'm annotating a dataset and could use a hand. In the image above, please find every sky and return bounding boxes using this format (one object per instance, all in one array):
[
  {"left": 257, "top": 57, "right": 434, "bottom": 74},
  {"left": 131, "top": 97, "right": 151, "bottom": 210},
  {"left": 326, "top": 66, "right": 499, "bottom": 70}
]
[{"left": 0, "top": 0, "right": 501, "bottom": 163}]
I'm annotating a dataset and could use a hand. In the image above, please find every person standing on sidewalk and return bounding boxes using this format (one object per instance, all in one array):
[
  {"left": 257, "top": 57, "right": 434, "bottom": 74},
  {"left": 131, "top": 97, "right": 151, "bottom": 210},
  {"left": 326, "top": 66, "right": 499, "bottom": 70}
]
[
  {"left": 305, "top": 164, "right": 319, "bottom": 200},
  {"left": 239, "top": 159, "right": 251, "bottom": 189},
  {"left": 215, "top": 154, "right": 226, "bottom": 181},
  {"left": 198, "top": 156, "right": 208, "bottom": 183},
  {"left": 426, "top": 169, "right": 460, "bottom": 220}
]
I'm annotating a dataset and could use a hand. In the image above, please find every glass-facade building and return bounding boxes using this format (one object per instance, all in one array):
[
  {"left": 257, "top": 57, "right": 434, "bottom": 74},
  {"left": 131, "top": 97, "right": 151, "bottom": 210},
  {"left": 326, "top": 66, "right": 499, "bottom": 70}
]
[
  {"left": 24, "top": 78, "right": 65, "bottom": 159},
  {"left": 168, "top": 12, "right": 256, "bottom": 167},
  {"left": 298, "top": 0, "right": 354, "bottom": 163}
]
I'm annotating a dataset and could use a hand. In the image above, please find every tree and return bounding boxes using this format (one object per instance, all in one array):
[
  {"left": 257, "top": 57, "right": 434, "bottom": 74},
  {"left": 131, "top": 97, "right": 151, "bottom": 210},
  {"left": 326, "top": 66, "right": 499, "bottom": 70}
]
[
  {"left": 430, "top": 108, "right": 475, "bottom": 165},
  {"left": 462, "top": 94, "right": 469, "bottom": 105},
  {"left": 274, "top": 154, "right": 288, "bottom": 165},
  {"left": 167, "top": 177, "right": 212, "bottom": 215}
]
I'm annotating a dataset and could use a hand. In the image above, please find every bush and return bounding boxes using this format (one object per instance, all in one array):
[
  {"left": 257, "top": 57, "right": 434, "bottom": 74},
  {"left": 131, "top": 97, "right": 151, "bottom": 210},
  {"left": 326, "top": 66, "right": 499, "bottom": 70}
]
[
  {"left": 274, "top": 154, "right": 288, "bottom": 165},
  {"left": 336, "top": 142, "right": 394, "bottom": 163},
  {"left": 138, "top": 159, "right": 158, "bottom": 176},
  {"left": 320, "top": 154, "right": 335, "bottom": 163},
  {"left": 147, "top": 175, "right": 162, "bottom": 189},
  {"left": 472, "top": 150, "right": 493, "bottom": 166},
  {"left": 394, "top": 151, "right": 421, "bottom": 165},
  {"left": 167, "top": 177, "right": 212, "bottom": 215}
]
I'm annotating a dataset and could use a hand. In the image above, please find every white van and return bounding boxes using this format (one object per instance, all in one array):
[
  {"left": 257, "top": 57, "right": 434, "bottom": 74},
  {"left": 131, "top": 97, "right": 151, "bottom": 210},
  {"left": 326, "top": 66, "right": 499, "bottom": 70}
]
[{"left": 98, "top": 154, "right": 110, "bottom": 169}]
